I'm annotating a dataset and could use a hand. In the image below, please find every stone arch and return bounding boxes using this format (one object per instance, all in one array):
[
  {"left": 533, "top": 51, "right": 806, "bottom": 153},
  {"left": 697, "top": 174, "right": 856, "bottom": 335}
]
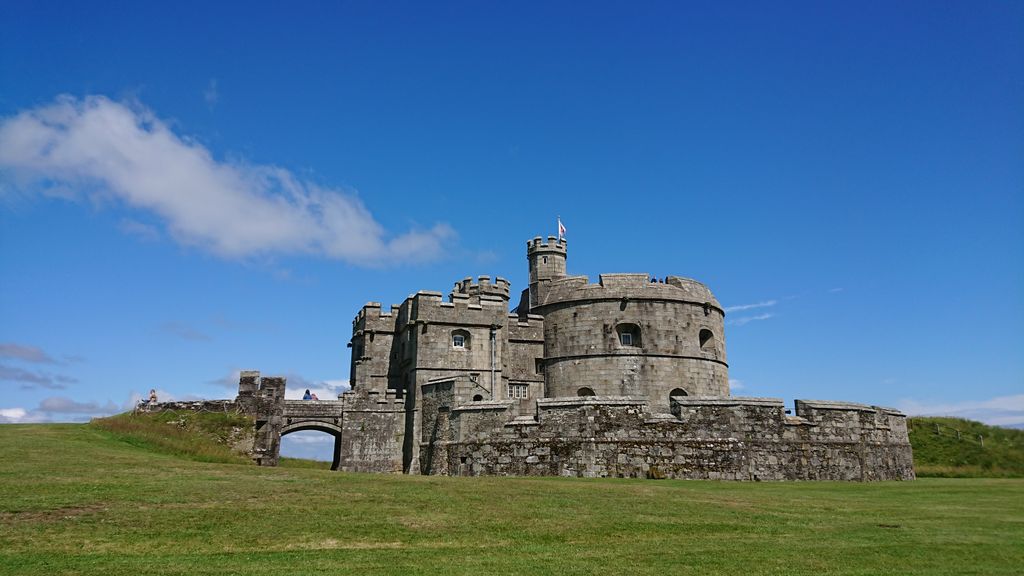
[
  {"left": 577, "top": 387, "right": 596, "bottom": 397},
  {"left": 280, "top": 421, "right": 343, "bottom": 471},
  {"left": 670, "top": 387, "right": 687, "bottom": 398},
  {"left": 472, "top": 394, "right": 484, "bottom": 402}
]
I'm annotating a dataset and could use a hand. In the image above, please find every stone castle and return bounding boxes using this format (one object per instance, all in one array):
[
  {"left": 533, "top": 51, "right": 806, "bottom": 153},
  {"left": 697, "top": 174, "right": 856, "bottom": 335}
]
[{"left": 234, "top": 234, "right": 915, "bottom": 481}]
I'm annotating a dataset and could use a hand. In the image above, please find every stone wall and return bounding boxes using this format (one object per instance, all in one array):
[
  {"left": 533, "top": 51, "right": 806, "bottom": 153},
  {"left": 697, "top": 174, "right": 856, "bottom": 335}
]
[
  {"left": 420, "top": 396, "right": 914, "bottom": 481},
  {"left": 335, "top": 391, "right": 407, "bottom": 473}
]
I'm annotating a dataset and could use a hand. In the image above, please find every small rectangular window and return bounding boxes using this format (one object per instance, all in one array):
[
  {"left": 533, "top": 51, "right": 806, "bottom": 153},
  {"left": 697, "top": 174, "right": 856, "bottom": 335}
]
[
  {"left": 507, "top": 383, "right": 529, "bottom": 399},
  {"left": 535, "top": 359, "right": 544, "bottom": 374},
  {"left": 453, "top": 334, "right": 465, "bottom": 348},
  {"left": 620, "top": 333, "right": 632, "bottom": 346}
]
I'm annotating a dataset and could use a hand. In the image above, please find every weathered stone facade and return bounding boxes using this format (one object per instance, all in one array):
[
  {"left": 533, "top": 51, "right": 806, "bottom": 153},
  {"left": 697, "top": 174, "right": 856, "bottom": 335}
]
[{"left": 235, "top": 234, "right": 914, "bottom": 480}]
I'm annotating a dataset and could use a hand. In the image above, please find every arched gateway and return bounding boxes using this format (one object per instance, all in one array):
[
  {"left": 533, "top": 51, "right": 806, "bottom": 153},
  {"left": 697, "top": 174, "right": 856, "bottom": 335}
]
[{"left": 235, "top": 371, "right": 407, "bottom": 473}]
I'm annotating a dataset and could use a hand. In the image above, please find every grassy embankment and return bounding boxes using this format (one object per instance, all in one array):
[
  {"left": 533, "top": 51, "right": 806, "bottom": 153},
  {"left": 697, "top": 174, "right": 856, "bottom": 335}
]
[
  {"left": 909, "top": 416, "right": 1024, "bottom": 478},
  {"left": 1, "top": 419, "right": 1022, "bottom": 575}
]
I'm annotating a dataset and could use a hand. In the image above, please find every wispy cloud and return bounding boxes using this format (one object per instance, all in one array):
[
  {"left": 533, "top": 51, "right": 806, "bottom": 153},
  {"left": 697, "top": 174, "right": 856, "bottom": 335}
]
[
  {"left": 728, "top": 379, "right": 745, "bottom": 391},
  {"left": 207, "top": 370, "right": 350, "bottom": 400},
  {"left": 727, "top": 313, "right": 776, "bottom": 326},
  {"left": 38, "top": 396, "right": 118, "bottom": 414},
  {"left": 203, "top": 79, "right": 219, "bottom": 107},
  {"left": 0, "top": 95, "right": 454, "bottom": 265},
  {"left": 724, "top": 300, "right": 777, "bottom": 313},
  {"left": 0, "top": 396, "right": 120, "bottom": 423},
  {"left": 284, "top": 375, "right": 351, "bottom": 400},
  {"left": 0, "top": 342, "right": 57, "bottom": 364},
  {"left": 0, "top": 363, "right": 77, "bottom": 389},
  {"left": 896, "top": 394, "right": 1024, "bottom": 428},
  {"left": 118, "top": 218, "right": 160, "bottom": 241},
  {"left": 160, "top": 321, "right": 212, "bottom": 342}
]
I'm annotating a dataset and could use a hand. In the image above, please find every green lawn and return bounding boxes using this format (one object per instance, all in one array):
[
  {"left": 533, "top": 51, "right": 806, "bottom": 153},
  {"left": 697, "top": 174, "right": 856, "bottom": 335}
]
[{"left": 1, "top": 424, "right": 1022, "bottom": 575}]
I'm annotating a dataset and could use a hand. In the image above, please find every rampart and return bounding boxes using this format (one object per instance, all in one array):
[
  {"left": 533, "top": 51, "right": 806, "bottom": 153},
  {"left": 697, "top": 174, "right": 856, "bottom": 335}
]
[{"left": 419, "top": 395, "right": 914, "bottom": 481}]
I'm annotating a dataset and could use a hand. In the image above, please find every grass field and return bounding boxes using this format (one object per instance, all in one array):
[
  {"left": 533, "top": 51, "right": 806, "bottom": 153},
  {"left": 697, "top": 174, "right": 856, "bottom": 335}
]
[{"left": 1, "top": 423, "right": 1022, "bottom": 575}]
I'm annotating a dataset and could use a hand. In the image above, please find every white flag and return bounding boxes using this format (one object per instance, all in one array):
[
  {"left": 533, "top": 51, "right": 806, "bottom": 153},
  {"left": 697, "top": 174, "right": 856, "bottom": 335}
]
[{"left": 557, "top": 217, "right": 566, "bottom": 239}]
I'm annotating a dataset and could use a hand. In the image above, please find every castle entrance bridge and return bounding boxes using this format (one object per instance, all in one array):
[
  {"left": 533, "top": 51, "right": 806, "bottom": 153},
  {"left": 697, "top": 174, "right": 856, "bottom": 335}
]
[
  {"left": 239, "top": 372, "right": 407, "bottom": 473},
  {"left": 277, "top": 400, "right": 345, "bottom": 470}
]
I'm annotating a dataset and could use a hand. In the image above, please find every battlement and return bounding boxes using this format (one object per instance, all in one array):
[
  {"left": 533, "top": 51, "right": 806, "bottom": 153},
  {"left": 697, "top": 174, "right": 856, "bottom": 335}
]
[
  {"left": 527, "top": 235, "right": 567, "bottom": 254},
  {"left": 453, "top": 275, "right": 511, "bottom": 300},
  {"left": 535, "top": 273, "right": 722, "bottom": 310},
  {"left": 339, "top": 389, "right": 406, "bottom": 410},
  {"left": 353, "top": 302, "right": 400, "bottom": 333},
  {"left": 424, "top": 394, "right": 912, "bottom": 480},
  {"left": 384, "top": 288, "right": 510, "bottom": 327}
]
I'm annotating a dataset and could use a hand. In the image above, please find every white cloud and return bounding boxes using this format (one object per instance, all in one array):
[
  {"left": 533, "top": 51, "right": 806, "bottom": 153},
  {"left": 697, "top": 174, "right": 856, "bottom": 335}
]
[
  {"left": 0, "top": 407, "right": 30, "bottom": 422},
  {"left": 726, "top": 313, "right": 776, "bottom": 326},
  {"left": 724, "top": 300, "right": 777, "bottom": 313},
  {"left": 0, "top": 95, "right": 454, "bottom": 265},
  {"left": 1, "top": 395, "right": 122, "bottom": 423},
  {"left": 280, "top": 430, "right": 337, "bottom": 462},
  {"left": 285, "top": 377, "right": 351, "bottom": 401},
  {"left": 124, "top": 388, "right": 184, "bottom": 410},
  {"left": 896, "top": 394, "right": 1024, "bottom": 428},
  {"left": 728, "top": 379, "right": 745, "bottom": 391},
  {"left": 208, "top": 370, "right": 350, "bottom": 400}
]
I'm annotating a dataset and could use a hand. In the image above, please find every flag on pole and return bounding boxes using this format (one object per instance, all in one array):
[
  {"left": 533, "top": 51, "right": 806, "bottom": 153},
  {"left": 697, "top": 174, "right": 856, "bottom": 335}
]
[{"left": 557, "top": 217, "right": 566, "bottom": 239}]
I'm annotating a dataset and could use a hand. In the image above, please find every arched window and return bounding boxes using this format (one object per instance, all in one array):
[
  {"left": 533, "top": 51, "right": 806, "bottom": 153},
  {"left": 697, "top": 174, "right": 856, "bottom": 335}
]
[
  {"left": 616, "top": 323, "right": 642, "bottom": 347},
  {"left": 670, "top": 387, "right": 687, "bottom": 398},
  {"left": 472, "top": 394, "right": 483, "bottom": 402},
  {"left": 699, "top": 329, "right": 714, "bottom": 351},
  {"left": 452, "top": 329, "right": 470, "bottom": 349},
  {"left": 577, "top": 387, "right": 595, "bottom": 397}
]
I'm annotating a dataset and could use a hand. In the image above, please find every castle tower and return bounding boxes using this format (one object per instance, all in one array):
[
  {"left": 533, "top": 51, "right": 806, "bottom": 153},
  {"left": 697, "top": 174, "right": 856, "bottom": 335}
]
[{"left": 527, "top": 236, "right": 567, "bottom": 310}]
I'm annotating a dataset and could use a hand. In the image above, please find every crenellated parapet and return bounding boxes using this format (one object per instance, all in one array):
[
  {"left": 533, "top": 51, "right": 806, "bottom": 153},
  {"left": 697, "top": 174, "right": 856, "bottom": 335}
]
[
  {"left": 352, "top": 302, "right": 400, "bottom": 335},
  {"left": 537, "top": 273, "right": 722, "bottom": 312},
  {"left": 399, "top": 289, "right": 509, "bottom": 328},
  {"left": 419, "top": 395, "right": 914, "bottom": 480},
  {"left": 452, "top": 275, "right": 511, "bottom": 302}
]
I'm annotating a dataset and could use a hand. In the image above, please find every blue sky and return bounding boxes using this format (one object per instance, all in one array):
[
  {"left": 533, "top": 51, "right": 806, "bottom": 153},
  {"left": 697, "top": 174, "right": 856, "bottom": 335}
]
[{"left": 1, "top": 2, "right": 1021, "bottom": 459}]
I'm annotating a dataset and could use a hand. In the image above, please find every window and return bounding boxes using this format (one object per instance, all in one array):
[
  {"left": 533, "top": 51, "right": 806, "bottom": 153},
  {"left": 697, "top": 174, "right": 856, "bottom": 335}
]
[
  {"left": 472, "top": 394, "right": 483, "bottom": 402},
  {"left": 699, "top": 329, "right": 714, "bottom": 351},
  {"left": 535, "top": 358, "right": 544, "bottom": 374},
  {"left": 452, "top": 329, "right": 470, "bottom": 349},
  {"left": 542, "top": 256, "right": 548, "bottom": 264},
  {"left": 670, "top": 387, "right": 687, "bottom": 398},
  {"left": 616, "top": 323, "right": 641, "bottom": 347},
  {"left": 577, "top": 387, "right": 595, "bottom": 397},
  {"left": 507, "top": 383, "right": 529, "bottom": 399}
]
